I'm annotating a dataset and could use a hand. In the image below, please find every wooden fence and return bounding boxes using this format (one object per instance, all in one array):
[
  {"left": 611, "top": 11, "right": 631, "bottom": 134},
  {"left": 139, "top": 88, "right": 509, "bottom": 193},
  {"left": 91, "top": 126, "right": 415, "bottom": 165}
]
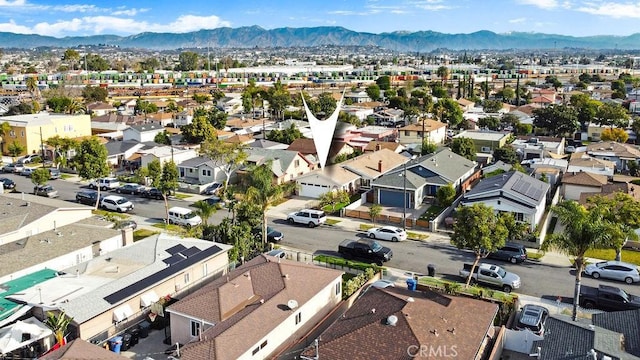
[{"left": 344, "top": 209, "right": 429, "bottom": 230}]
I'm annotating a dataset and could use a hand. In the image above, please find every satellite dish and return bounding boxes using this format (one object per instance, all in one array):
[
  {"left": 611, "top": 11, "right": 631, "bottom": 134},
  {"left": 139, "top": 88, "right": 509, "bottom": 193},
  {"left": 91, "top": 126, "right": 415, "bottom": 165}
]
[{"left": 287, "top": 299, "right": 298, "bottom": 310}]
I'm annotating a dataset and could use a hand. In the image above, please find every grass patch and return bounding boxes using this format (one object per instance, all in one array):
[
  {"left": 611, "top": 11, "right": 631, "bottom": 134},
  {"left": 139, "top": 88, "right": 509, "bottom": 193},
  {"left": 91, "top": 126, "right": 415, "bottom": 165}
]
[
  {"left": 133, "top": 229, "right": 159, "bottom": 242},
  {"left": 92, "top": 209, "right": 128, "bottom": 219},
  {"left": 325, "top": 219, "right": 341, "bottom": 225},
  {"left": 417, "top": 277, "right": 518, "bottom": 302},
  {"left": 527, "top": 251, "right": 544, "bottom": 261},
  {"left": 407, "top": 232, "right": 428, "bottom": 241},
  {"left": 60, "top": 174, "right": 72, "bottom": 180},
  {"left": 314, "top": 254, "right": 384, "bottom": 272},
  {"left": 359, "top": 224, "right": 375, "bottom": 231},
  {"left": 322, "top": 202, "right": 349, "bottom": 214},
  {"left": 152, "top": 223, "right": 184, "bottom": 232},
  {"left": 172, "top": 193, "right": 191, "bottom": 200},
  {"left": 420, "top": 204, "right": 445, "bottom": 220},
  {"left": 584, "top": 248, "right": 640, "bottom": 266}
]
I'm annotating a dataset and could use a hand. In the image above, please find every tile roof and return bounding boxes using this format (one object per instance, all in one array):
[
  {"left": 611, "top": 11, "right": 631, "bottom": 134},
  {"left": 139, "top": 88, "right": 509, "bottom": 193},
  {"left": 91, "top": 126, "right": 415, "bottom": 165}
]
[
  {"left": 561, "top": 172, "right": 608, "bottom": 187},
  {"left": 39, "top": 338, "right": 127, "bottom": 359},
  {"left": 173, "top": 255, "right": 343, "bottom": 360},
  {"left": 301, "top": 286, "right": 498, "bottom": 360}
]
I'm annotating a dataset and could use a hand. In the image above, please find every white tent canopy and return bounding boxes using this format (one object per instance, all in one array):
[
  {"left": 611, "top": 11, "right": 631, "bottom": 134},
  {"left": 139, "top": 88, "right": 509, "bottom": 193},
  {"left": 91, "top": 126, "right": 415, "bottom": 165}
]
[{"left": 0, "top": 317, "right": 53, "bottom": 355}]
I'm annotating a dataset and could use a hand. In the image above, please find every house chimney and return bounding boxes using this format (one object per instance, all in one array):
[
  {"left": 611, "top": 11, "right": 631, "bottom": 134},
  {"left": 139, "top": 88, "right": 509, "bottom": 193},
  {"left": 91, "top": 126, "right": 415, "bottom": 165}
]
[
  {"left": 121, "top": 228, "right": 134, "bottom": 247},
  {"left": 378, "top": 160, "right": 383, "bottom": 173},
  {"left": 375, "top": 143, "right": 382, "bottom": 151}
]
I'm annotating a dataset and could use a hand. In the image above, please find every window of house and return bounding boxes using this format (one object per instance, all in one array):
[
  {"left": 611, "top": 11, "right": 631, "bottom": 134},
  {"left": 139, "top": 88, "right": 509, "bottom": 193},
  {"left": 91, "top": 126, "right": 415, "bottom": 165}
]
[
  {"left": 189, "top": 169, "right": 193, "bottom": 173},
  {"left": 335, "top": 282, "right": 341, "bottom": 296},
  {"left": 252, "top": 340, "right": 268, "bottom": 356},
  {"left": 202, "top": 169, "right": 211, "bottom": 176},
  {"left": 9, "top": 131, "right": 15, "bottom": 137},
  {"left": 20, "top": 131, "right": 24, "bottom": 137},
  {"left": 184, "top": 273, "right": 190, "bottom": 284},
  {"left": 203, "top": 263, "right": 208, "bottom": 277},
  {"left": 294, "top": 160, "right": 300, "bottom": 167},
  {"left": 405, "top": 131, "right": 410, "bottom": 136},
  {"left": 295, "top": 312, "right": 302, "bottom": 325},
  {"left": 515, "top": 213, "right": 525, "bottom": 222},
  {"left": 190, "top": 321, "right": 201, "bottom": 337}
]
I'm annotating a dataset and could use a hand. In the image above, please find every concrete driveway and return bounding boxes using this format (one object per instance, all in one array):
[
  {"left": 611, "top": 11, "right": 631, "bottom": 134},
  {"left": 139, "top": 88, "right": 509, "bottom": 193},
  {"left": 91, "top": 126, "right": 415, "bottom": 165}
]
[{"left": 267, "top": 196, "right": 320, "bottom": 218}]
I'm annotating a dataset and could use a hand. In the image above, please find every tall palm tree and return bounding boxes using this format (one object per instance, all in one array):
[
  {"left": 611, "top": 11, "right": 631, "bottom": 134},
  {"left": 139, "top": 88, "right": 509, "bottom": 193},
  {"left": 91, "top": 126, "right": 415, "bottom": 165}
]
[
  {"left": 0, "top": 121, "right": 12, "bottom": 155},
  {"left": 192, "top": 200, "right": 217, "bottom": 226},
  {"left": 541, "top": 200, "right": 618, "bottom": 321},
  {"left": 244, "top": 162, "right": 283, "bottom": 246},
  {"left": 436, "top": 66, "right": 449, "bottom": 86},
  {"left": 25, "top": 76, "right": 40, "bottom": 101}
]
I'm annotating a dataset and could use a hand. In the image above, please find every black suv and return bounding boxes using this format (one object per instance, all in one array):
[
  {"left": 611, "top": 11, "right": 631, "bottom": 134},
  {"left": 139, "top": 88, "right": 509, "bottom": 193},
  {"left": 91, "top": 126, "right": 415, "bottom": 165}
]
[
  {"left": 0, "top": 177, "right": 16, "bottom": 190},
  {"left": 76, "top": 190, "right": 103, "bottom": 206},
  {"left": 141, "top": 187, "right": 166, "bottom": 200},
  {"left": 488, "top": 242, "right": 527, "bottom": 264}
]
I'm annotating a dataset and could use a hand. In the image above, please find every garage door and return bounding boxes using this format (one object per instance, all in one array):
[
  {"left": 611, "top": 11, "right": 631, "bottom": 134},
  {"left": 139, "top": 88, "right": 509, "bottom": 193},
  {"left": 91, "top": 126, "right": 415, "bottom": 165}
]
[
  {"left": 379, "top": 189, "right": 410, "bottom": 208},
  {"left": 299, "top": 183, "right": 331, "bottom": 198}
]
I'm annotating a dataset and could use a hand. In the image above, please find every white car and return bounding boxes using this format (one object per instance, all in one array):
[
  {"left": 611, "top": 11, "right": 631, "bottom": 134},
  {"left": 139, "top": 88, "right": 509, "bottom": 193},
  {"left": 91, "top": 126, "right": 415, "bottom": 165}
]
[
  {"left": 367, "top": 226, "right": 407, "bottom": 242},
  {"left": 286, "top": 209, "right": 327, "bottom": 228},
  {"left": 585, "top": 260, "right": 640, "bottom": 284},
  {"left": 100, "top": 195, "right": 134, "bottom": 213}
]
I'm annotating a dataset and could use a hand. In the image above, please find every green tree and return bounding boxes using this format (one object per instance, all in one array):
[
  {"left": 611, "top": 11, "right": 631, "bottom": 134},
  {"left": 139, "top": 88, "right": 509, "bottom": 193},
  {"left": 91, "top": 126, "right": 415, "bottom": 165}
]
[
  {"left": 544, "top": 75, "right": 562, "bottom": 90},
  {"left": 244, "top": 162, "right": 284, "bottom": 246},
  {"left": 194, "top": 107, "right": 227, "bottom": 130},
  {"left": 541, "top": 200, "right": 617, "bottom": 321},
  {"left": 435, "top": 184, "right": 456, "bottom": 207},
  {"left": 266, "top": 124, "right": 304, "bottom": 144},
  {"left": 369, "top": 204, "right": 382, "bottom": 226},
  {"left": 44, "top": 311, "right": 73, "bottom": 346},
  {"left": 434, "top": 97, "right": 463, "bottom": 128},
  {"left": 82, "top": 86, "right": 108, "bottom": 102},
  {"left": 493, "top": 146, "right": 519, "bottom": 164},
  {"left": 135, "top": 99, "right": 158, "bottom": 117},
  {"left": 451, "top": 203, "right": 508, "bottom": 287},
  {"left": 532, "top": 104, "right": 579, "bottom": 137},
  {"left": 366, "top": 84, "right": 381, "bottom": 101},
  {"left": 496, "top": 87, "right": 515, "bottom": 103},
  {"left": 265, "top": 80, "right": 291, "bottom": 120},
  {"left": 7, "top": 141, "right": 25, "bottom": 159},
  {"left": 147, "top": 159, "right": 162, "bottom": 186},
  {"left": 6, "top": 103, "right": 34, "bottom": 115},
  {"left": 154, "top": 131, "right": 171, "bottom": 145},
  {"left": 317, "top": 92, "right": 337, "bottom": 115},
  {"left": 600, "top": 128, "right": 629, "bottom": 142},
  {"left": 192, "top": 93, "right": 210, "bottom": 104},
  {"left": 178, "top": 51, "right": 199, "bottom": 71},
  {"left": 478, "top": 116, "right": 500, "bottom": 130},
  {"left": 421, "top": 139, "right": 437, "bottom": 155},
  {"left": 210, "top": 218, "right": 256, "bottom": 263},
  {"left": 587, "top": 193, "right": 640, "bottom": 262},
  {"left": 570, "top": 93, "right": 600, "bottom": 128},
  {"left": 63, "top": 49, "right": 80, "bottom": 70},
  {"left": 499, "top": 212, "right": 528, "bottom": 242},
  {"left": 242, "top": 79, "right": 261, "bottom": 116},
  {"left": 26, "top": 76, "right": 40, "bottom": 101},
  {"left": 0, "top": 121, "right": 12, "bottom": 155},
  {"left": 451, "top": 137, "right": 476, "bottom": 160},
  {"left": 376, "top": 75, "right": 391, "bottom": 90},
  {"left": 47, "top": 96, "right": 73, "bottom": 113},
  {"left": 436, "top": 66, "right": 449, "bottom": 86},
  {"left": 139, "top": 57, "right": 160, "bottom": 72},
  {"left": 157, "top": 161, "right": 179, "bottom": 225},
  {"left": 31, "top": 168, "right": 50, "bottom": 186},
  {"left": 319, "top": 190, "right": 350, "bottom": 213},
  {"left": 482, "top": 99, "right": 503, "bottom": 113},
  {"left": 75, "top": 137, "right": 109, "bottom": 208},
  {"left": 200, "top": 138, "right": 248, "bottom": 190},
  {"left": 181, "top": 115, "right": 216, "bottom": 144},
  {"left": 85, "top": 53, "right": 110, "bottom": 71},
  {"left": 594, "top": 102, "right": 630, "bottom": 129},
  {"left": 192, "top": 200, "right": 218, "bottom": 226}
]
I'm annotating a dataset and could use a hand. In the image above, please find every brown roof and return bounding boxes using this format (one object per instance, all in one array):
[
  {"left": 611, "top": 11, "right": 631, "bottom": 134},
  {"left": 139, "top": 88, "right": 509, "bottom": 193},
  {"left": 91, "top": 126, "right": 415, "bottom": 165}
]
[
  {"left": 39, "top": 339, "right": 127, "bottom": 359},
  {"left": 562, "top": 171, "right": 608, "bottom": 187},
  {"left": 457, "top": 98, "right": 475, "bottom": 106},
  {"left": 91, "top": 113, "right": 146, "bottom": 125},
  {"left": 340, "top": 148, "right": 409, "bottom": 179},
  {"left": 302, "top": 287, "right": 498, "bottom": 360},
  {"left": 579, "top": 182, "right": 640, "bottom": 204},
  {"left": 171, "top": 255, "right": 343, "bottom": 360},
  {"left": 587, "top": 141, "right": 640, "bottom": 159},
  {"left": 364, "top": 141, "right": 403, "bottom": 153},
  {"left": 147, "top": 112, "right": 173, "bottom": 120},
  {"left": 86, "top": 102, "right": 116, "bottom": 111},
  {"left": 569, "top": 154, "right": 616, "bottom": 169},
  {"left": 224, "top": 133, "right": 254, "bottom": 144},
  {"left": 287, "top": 138, "right": 350, "bottom": 157},
  {"left": 398, "top": 119, "right": 447, "bottom": 132}
]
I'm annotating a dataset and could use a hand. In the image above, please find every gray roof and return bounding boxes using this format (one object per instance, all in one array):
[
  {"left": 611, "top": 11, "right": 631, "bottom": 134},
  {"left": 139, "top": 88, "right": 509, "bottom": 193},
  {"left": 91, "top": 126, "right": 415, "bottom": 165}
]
[
  {"left": 126, "top": 123, "right": 164, "bottom": 133},
  {"left": 249, "top": 139, "right": 286, "bottom": 149},
  {"left": 533, "top": 317, "right": 595, "bottom": 360},
  {"left": 245, "top": 148, "right": 303, "bottom": 177},
  {"left": 464, "top": 170, "right": 549, "bottom": 204},
  {"left": 179, "top": 155, "right": 214, "bottom": 168},
  {"left": 104, "top": 140, "right": 147, "bottom": 156},
  {"left": 592, "top": 309, "right": 640, "bottom": 357}
]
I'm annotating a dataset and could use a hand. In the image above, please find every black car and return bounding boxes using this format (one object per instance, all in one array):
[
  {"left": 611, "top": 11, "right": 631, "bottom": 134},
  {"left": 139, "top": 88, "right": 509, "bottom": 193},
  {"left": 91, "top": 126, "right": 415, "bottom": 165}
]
[
  {"left": 487, "top": 242, "right": 528, "bottom": 264},
  {"left": 252, "top": 226, "right": 284, "bottom": 242},
  {"left": 116, "top": 183, "right": 145, "bottom": 195},
  {"left": 141, "top": 187, "right": 166, "bottom": 200},
  {"left": 0, "top": 177, "right": 16, "bottom": 190},
  {"left": 76, "top": 190, "right": 103, "bottom": 206}
]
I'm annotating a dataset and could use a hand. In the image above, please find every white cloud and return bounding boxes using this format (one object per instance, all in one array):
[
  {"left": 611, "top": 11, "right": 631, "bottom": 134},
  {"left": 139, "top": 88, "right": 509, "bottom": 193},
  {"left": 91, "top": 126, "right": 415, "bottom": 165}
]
[
  {"left": 0, "top": 0, "right": 26, "bottom": 6},
  {"left": 517, "top": 0, "right": 559, "bottom": 9},
  {"left": 52, "top": 4, "right": 98, "bottom": 13},
  {"left": 112, "top": 8, "right": 149, "bottom": 16},
  {"left": 576, "top": 2, "right": 640, "bottom": 18},
  {"left": 509, "top": 17, "right": 527, "bottom": 23},
  {"left": 0, "top": 19, "right": 31, "bottom": 33}
]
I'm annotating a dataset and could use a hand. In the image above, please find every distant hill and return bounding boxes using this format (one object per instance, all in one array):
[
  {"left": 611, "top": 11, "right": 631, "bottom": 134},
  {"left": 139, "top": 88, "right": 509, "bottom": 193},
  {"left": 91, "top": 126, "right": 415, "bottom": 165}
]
[{"left": 1, "top": 26, "right": 639, "bottom": 51}]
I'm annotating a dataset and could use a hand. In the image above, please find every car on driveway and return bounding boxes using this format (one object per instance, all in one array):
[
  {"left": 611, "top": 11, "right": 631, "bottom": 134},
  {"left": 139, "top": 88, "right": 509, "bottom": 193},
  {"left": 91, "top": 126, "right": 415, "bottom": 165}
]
[
  {"left": 487, "top": 242, "right": 528, "bottom": 264},
  {"left": 367, "top": 226, "right": 407, "bottom": 242},
  {"left": 47, "top": 168, "right": 61, "bottom": 180},
  {"left": 286, "top": 209, "right": 326, "bottom": 228},
  {"left": 34, "top": 184, "right": 58, "bottom": 198},
  {"left": 18, "top": 154, "right": 41, "bottom": 164},
  {"left": 114, "top": 220, "right": 138, "bottom": 230},
  {"left": 2, "top": 163, "right": 24, "bottom": 173},
  {"left": 585, "top": 260, "right": 640, "bottom": 284},
  {"left": 0, "top": 177, "right": 16, "bottom": 190},
  {"left": 203, "top": 182, "right": 223, "bottom": 195},
  {"left": 76, "top": 189, "right": 104, "bottom": 206},
  {"left": 115, "top": 183, "right": 145, "bottom": 195},
  {"left": 100, "top": 195, "right": 134, "bottom": 213}
]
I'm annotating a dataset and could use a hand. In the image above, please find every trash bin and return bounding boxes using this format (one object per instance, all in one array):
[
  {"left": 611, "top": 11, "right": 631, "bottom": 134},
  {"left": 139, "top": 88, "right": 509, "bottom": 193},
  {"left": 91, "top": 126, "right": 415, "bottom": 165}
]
[
  {"left": 108, "top": 336, "right": 123, "bottom": 354},
  {"left": 427, "top": 264, "right": 436, "bottom": 277},
  {"left": 121, "top": 333, "right": 132, "bottom": 351},
  {"left": 406, "top": 278, "right": 417, "bottom": 291},
  {"left": 129, "top": 328, "right": 140, "bottom": 347},
  {"left": 138, "top": 321, "right": 151, "bottom": 338}
]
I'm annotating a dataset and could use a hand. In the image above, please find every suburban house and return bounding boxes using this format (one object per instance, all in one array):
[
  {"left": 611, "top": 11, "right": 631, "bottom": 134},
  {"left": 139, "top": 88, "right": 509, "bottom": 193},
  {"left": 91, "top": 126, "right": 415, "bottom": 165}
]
[
  {"left": 344, "top": 91, "right": 372, "bottom": 104},
  {"left": 481, "top": 160, "right": 513, "bottom": 175},
  {"left": 122, "top": 123, "right": 165, "bottom": 143},
  {"left": 249, "top": 139, "right": 289, "bottom": 150},
  {"left": 287, "top": 138, "right": 354, "bottom": 165},
  {"left": 226, "top": 117, "right": 275, "bottom": 135},
  {"left": 341, "top": 105, "right": 374, "bottom": 120},
  {"left": 242, "top": 148, "right": 315, "bottom": 184},
  {"left": 561, "top": 172, "right": 609, "bottom": 201},
  {"left": 460, "top": 171, "right": 550, "bottom": 232},
  {"left": 91, "top": 114, "right": 146, "bottom": 135},
  {"left": 167, "top": 255, "right": 343, "bottom": 360},
  {"left": 586, "top": 141, "right": 640, "bottom": 172},
  {"left": 138, "top": 145, "right": 198, "bottom": 168},
  {"left": 0, "top": 113, "right": 91, "bottom": 156},
  {"left": 7, "top": 234, "right": 232, "bottom": 342},
  {"left": 337, "top": 126, "right": 398, "bottom": 150},
  {"left": 567, "top": 153, "right": 615, "bottom": 177},
  {"left": 454, "top": 130, "right": 510, "bottom": 154},
  {"left": 457, "top": 97, "right": 476, "bottom": 111},
  {"left": 178, "top": 156, "right": 226, "bottom": 185},
  {"left": 372, "top": 148, "right": 478, "bottom": 209},
  {"left": 301, "top": 286, "right": 499, "bottom": 360},
  {"left": 578, "top": 181, "right": 640, "bottom": 204},
  {"left": 146, "top": 112, "right": 174, "bottom": 127},
  {"left": 363, "top": 141, "right": 405, "bottom": 153},
  {"left": 511, "top": 136, "right": 566, "bottom": 159},
  {"left": 370, "top": 108, "right": 405, "bottom": 126},
  {"left": 174, "top": 109, "right": 194, "bottom": 127},
  {"left": 104, "top": 140, "right": 147, "bottom": 168},
  {"left": 272, "top": 119, "right": 312, "bottom": 138},
  {"left": 86, "top": 102, "right": 117, "bottom": 117},
  {"left": 397, "top": 119, "right": 447, "bottom": 146}
]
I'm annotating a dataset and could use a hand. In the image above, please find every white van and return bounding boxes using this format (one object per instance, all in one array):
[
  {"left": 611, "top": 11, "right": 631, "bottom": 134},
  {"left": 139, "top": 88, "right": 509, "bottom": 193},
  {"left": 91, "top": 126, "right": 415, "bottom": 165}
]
[{"left": 168, "top": 207, "right": 202, "bottom": 227}]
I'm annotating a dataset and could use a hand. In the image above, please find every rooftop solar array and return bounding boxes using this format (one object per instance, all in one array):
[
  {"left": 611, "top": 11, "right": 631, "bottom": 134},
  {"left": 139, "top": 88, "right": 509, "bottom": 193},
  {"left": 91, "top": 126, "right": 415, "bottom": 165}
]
[
  {"left": 511, "top": 178, "right": 544, "bottom": 201},
  {"left": 166, "top": 244, "right": 187, "bottom": 255}
]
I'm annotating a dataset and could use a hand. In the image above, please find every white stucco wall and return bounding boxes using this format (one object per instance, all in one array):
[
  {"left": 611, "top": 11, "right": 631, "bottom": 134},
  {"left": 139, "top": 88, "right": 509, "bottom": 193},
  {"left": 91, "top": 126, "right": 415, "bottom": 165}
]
[
  {"left": 1, "top": 208, "right": 93, "bottom": 245},
  {"left": 562, "top": 184, "right": 601, "bottom": 201}
]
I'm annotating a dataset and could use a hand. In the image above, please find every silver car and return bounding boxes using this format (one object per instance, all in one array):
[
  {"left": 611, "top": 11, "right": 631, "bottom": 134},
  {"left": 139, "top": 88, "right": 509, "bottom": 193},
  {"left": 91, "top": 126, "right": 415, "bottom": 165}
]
[{"left": 585, "top": 261, "right": 640, "bottom": 284}]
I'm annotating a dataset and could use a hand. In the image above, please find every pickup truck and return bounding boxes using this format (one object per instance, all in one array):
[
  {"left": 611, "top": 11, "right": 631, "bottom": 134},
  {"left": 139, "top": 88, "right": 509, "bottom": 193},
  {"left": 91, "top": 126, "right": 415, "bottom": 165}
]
[
  {"left": 338, "top": 239, "right": 393, "bottom": 265},
  {"left": 459, "top": 263, "right": 521, "bottom": 293},
  {"left": 579, "top": 284, "right": 640, "bottom": 311}
]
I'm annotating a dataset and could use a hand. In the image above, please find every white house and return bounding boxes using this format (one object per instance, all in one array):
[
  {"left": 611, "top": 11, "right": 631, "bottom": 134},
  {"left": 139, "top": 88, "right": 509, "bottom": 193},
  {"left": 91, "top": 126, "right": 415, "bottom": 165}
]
[
  {"left": 138, "top": 146, "right": 198, "bottom": 168},
  {"left": 122, "top": 123, "right": 165, "bottom": 143},
  {"left": 178, "top": 156, "right": 226, "bottom": 185},
  {"left": 561, "top": 172, "right": 609, "bottom": 201},
  {"left": 174, "top": 109, "right": 193, "bottom": 127}
]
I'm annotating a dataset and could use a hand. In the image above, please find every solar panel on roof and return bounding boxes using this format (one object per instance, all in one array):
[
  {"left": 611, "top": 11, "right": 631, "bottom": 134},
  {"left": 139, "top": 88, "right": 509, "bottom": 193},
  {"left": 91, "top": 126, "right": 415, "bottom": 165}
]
[
  {"left": 162, "top": 253, "right": 186, "bottom": 266},
  {"left": 180, "top": 246, "right": 200, "bottom": 258},
  {"left": 166, "top": 244, "right": 187, "bottom": 255}
]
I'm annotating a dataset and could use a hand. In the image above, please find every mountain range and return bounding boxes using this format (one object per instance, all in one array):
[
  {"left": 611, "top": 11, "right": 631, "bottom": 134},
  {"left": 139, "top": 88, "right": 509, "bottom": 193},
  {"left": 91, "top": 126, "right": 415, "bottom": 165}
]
[{"left": 1, "top": 26, "right": 639, "bottom": 51}]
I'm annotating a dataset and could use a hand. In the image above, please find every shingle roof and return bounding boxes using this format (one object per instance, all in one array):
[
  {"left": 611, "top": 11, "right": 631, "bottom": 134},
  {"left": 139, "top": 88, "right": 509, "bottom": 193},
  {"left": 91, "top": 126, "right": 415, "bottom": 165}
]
[
  {"left": 178, "top": 156, "right": 214, "bottom": 168},
  {"left": 301, "top": 287, "right": 498, "bottom": 360},
  {"left": 39, "top": 338, "right": 127, "bottom": 359},
  {"left": 245, "top": 148, "right": 310, "bottom": 177},
  {"left": 173, "top": 255, "right": 343, "bottom": 360},
  {"left": 127, "top": 123, "right": 164, "bottom": 133},
  {"left": 398, "top": 119, "right": 447, "bottom": 132},
  {"left": 587, "top": 142, "right": 640, "bottom": 159},
  {"left": 592, "top": 309, "right": 640, "bottom": 357},
  {"left": 287, "top": 138, "right": 350, "bottom": 157},
  {"left": 561, "top": 172, "right": 608, "bottom": 187},
  {"left": 296, "top": 165, "right": 362, "bottom": 186},
  {"left": 104, "top": 140, "right": 147, "bottom": 155},
  {"left": 464, "top": 170, "right": 549, "bottom": 205},
  {"left": 533, "top": 317, "right": 595, "bottom": 360},
  {"left": 340, "top": 148, "right": 409, "bottom": 179}
]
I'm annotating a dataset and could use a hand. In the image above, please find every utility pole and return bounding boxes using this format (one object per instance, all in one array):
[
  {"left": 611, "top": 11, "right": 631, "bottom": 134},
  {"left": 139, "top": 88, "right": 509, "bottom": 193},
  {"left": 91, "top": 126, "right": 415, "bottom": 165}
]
[
  {"left": 40, "top": 126, "right": 45, "bottom": 168},
  {"left": 403, "top": 161, "right": 407, "bottom": 231}
]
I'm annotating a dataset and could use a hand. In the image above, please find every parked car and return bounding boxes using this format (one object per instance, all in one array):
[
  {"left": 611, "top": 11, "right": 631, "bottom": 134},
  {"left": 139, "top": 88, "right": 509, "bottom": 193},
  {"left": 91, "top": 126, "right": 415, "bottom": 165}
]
[
  {"left": 286, "top": 209, "right": 327, "bottom": 228},
  {"left": 584, "top": 260, "right": 640, "bottom": 284},
  {"left": 140, "top": 187, "right": 166, "bottom": 200},
  {"left": 116, "top": 183, "right": 145, "bottom": 195},
  {"left": 20, "top": 167, "right": 34, "bottom": 177},
  {"left": 338, "top": 238, "right": 393, "bottom": 266},
  {"left": 89, "top": 177, "right": 120, "bottom": 191},
  {"left": 100, "top": 195, "right": 134, "bottom": 213},
  {"left": 252, "top": 226, "right": 284, "bottom": 242},
  {"left": 367, "top": 226, "right": 407, "bottom": 242},
  {"left": 515, "top": 304, "right": 549, "bottom": 336},
  {"left": 168, "top": 206, "right": 202, "bottom": 227},
  {"left": 203, "top": 182, "right": 223, "bottom": 195},
  {"left": 198, "top": 196, "right": 222, "bottom": 206},
  {"left": 76, "top": 190, "right": 104, "bottom": 206},
  {"left": 0, "top": 177, "right": 16, "bottom": 190},
  {"left": 2, "top": 163, "right": 24, "bottom": 173},
  {"left": 579, "top": 284, "right": 640, "bottom": 311},
  {"left": 459, "top": 263, "right": 521, "bottom": 293},
  {"left": 47, "top": 168, "right": 61, "bottom": 180},
  {"left": 114, "top": 220, "right": 138, "bottom": 230},
  {"left": 33, "top": 184, "right": 58, "bottom": 198},
  {"left": 487, "top": 242, "right": 528, "bottom": 264},
  {"left": 18, "top": 154, "right": 41, "bottom": 164}
]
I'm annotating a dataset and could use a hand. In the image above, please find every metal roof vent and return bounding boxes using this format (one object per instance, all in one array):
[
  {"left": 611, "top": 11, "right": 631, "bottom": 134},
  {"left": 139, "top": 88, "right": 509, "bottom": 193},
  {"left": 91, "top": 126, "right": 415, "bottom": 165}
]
[
  {"left": 406, "top": 297, "right": 415, "bottom": 302},
  {"left": 287, "top": 299, "right": 298, "bottom": 310},
  {"left": 387, "top": 315, "right": 398, "bottom": 326}
]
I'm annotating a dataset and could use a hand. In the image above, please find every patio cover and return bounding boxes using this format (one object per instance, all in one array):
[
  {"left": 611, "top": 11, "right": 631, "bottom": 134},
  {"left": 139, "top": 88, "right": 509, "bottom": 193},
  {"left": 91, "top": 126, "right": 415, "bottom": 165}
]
[{"left": 0, "top": 317, "right": 53, "bottom": 355}]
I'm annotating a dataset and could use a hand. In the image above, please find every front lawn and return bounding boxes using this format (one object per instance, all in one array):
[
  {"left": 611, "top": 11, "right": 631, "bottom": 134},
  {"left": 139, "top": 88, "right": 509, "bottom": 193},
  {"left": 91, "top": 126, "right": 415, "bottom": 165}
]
[
  {"left": 133, "top": 229, "right": 159, "bottom": 242},
  {"left": 314, "top": 254, "right": 383, "bottom": 272},
  {"left": 321, "top": 202, "right": 348, "bottom": 214},
  {"left": 417, "top": 277, "right": 518, "bottom": 303},
  {"left": 420, "top": 204, "right": 444, "bottom": 220},
  {"left": 92, "top": 210, "right": 128, "bottom": 219},
  {"left": 172, "top": 193, "right": 191, "bottom": 200},
  {"left": 325, "top": 219, "right": 341, "bottom": 226},
  {"left": 584, "top": 248, "right": 640, "bottom": 266}
]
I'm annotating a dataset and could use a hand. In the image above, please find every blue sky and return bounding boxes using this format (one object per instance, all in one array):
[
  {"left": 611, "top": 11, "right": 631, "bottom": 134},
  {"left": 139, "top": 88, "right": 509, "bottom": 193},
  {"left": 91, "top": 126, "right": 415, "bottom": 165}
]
[{"left": 0, "top": 0, "right": 638, "bottom": 38}]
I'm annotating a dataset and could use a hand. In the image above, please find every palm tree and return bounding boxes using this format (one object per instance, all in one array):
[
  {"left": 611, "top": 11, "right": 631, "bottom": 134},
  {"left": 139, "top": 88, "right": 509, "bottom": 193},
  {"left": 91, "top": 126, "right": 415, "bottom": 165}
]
[
  {"left": 541, "top": 200, "right": 618, "bottom": 321},
  {"left": 244, "top": 162, "right": 283, "bottom": 246},
  {"left": 192, "top": 200, "right": 217, "bottom": 226},
  {"left": 436, "top": 66, "right": 449, "bottom": 86},
  {"left": 0, "top": 121, "right": 12, "bottom": 155},
  {"left": 44, "top": 311, "right": 73, "bottom": 346},
  {"left": 25, "top": 76, "right": 40, "bottom": 101}
]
